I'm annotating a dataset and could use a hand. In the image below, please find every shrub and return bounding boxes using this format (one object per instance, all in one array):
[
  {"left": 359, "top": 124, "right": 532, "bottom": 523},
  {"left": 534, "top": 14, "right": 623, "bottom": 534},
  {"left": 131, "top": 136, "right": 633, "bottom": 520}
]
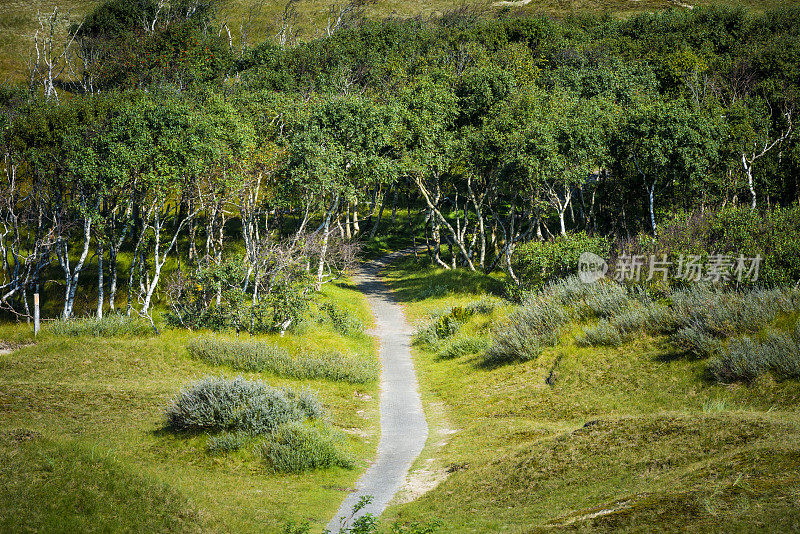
[
  {"left": 671, "top": 285, "right": 800, "bottom": 338},
  {"left": 671, "top": 324, "right": 722, "bottom": 358},
  {"left": 259, "top": 422, "right": 354, "bottom": 473},
  {"left": 413, "top": 306, "right": 474, "bottom": 349},
  {"left": 164, "top": 376, "right": 322, "bottom": 434},
  {"left": 206, "top": 431, "right": 247, "bottom": 454},
  {"left": 633, "top": 207, "right": 800, "bottom": 287},
  {"left": 708, "top": 330, "right": 800, "bottom": 382},
  {"left": 438, "top": 336, "right": 490, "bottom": 360},
  {"left": 321, "top": 302, "right": 365, "bottom": 337},
  {"left": 513, "top": 232, "right": 611, "bottom": 289},
  {"left": 47, "top": 315, "right": 154, "bottom": 337},
  {"left": 187, "top": 337, "right": 378, "bottom": 384},
  {"left": 545, "top": 277, "right": 632, "bottom": 319},
  {"left": 577, "top": 320, "right": 623, "bottom": 347},
  {"left": 483, "top": 294, "right": 568, "bottom": 365}
]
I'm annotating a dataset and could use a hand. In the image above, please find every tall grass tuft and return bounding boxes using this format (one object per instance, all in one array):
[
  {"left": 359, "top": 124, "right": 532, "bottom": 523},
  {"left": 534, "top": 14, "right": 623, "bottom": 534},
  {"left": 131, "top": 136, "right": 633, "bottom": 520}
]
[
  {"left": 47, "top": 315, "right": 154, "bottom": 337},
  {"left": 187, "top": 337, "right": 378, "bottom": 384},
  {"left": 164, "top": 376, "right": 322, "bottom": 434},
  {"left": 258, "top": 421, "right": 354, "bottom": 473}
]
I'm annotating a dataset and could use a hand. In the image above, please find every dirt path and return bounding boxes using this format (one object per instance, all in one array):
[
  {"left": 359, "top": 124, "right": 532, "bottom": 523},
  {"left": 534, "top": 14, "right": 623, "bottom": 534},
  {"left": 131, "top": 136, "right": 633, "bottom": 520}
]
[{"left": 326, "top": 252, "right": 428, "bottom": 531}]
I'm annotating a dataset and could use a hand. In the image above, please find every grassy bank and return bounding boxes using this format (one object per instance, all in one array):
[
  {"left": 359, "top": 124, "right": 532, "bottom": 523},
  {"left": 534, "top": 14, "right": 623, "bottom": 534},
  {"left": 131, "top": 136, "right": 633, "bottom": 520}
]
[
  {"left": 381, "top": 257, "right": 800, "bottom": 532},
  {"left": 0, "top": 279, "right": 378, "bottom": 533}
]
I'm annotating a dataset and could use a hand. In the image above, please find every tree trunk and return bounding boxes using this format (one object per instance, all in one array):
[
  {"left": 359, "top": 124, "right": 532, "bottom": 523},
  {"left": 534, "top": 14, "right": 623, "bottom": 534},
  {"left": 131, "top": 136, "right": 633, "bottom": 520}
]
[
  {"left": 96, "top": 240, "right": 104, "bottom": 319},
  {"left": 61, "top": 217, "right": 93, "bottom": 320}
]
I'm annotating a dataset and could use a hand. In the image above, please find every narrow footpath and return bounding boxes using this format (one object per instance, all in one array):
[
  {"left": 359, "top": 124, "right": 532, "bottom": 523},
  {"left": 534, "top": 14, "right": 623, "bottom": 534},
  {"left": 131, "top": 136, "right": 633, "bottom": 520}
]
[{"left": 326, "top": 252, "right": 428, "bottom": 530}]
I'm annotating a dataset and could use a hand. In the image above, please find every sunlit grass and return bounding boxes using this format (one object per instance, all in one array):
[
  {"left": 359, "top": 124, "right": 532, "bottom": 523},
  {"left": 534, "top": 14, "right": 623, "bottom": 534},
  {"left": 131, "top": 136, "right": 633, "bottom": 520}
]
[
  {"left": 381, "top": 257, "right": 800, "bottom": 532},
  {"left": 0, "top": 278, "right": 379, "bottom": 532}
]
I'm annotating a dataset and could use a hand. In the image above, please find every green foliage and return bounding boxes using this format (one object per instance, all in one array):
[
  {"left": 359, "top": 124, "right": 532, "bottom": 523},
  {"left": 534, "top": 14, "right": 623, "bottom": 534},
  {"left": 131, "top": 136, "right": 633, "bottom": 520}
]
[
  {"left": 437, "top": 335, "right": 490, "bottom": 360},
  {"left": 259, "top": 421, "right": 354, "bottom": 473},
  {"left": 637, "top": 207, "right": 800, "bottom": 286},
  {"left": 186, "top": 337, "right": 378, "bottom": 383},
  {"left": 164, "top": 376, "right": 322, "bottom": 435},
  {"left": 47, "top": 314, "right": 154, "bottom": 337},
  {"left": 167, "top": 257, "right": 314, "bottom": 334}
]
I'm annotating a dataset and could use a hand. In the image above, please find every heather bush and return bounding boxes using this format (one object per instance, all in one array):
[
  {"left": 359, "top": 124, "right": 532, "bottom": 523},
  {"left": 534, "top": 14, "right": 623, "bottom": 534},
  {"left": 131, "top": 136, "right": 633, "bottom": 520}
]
[
  {"left": 258, "top": 421, "right": 353, "bottom": 473},
  {"left": 671, "top": 324, "right": 723, "bottom": 358},
  {"left": 483, "top": 293, "right": 569, "bottom": 364},
  {"left": 577, "top": 320, "right": 623, "bottom": 347},
  {"left": 47, "top": 315, "right": 154, "bottom": 337},
  {"left": 164, "top": 376, "right": 322, "bottom": 434},
  {"left": 545, "top": 277, "right": 632, "bottom": 319},
  {"left": 187, "top": 337, "right": 378, "bottom": 383}
]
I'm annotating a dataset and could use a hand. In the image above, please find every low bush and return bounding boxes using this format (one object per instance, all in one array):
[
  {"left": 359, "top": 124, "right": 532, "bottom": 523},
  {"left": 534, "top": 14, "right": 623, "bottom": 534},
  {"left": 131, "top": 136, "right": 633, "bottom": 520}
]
[
  {"left": 164, "top": 376, "right": 322, "bottom": 434},
  {"left": 206, "top": 431, "right": 247, "bottom": 454},
  {"left": 577, "top": 320, "right": 623, "bottom": 347},
  {"left": 259, "top": 422, "right": 353, "bottom": 473},
  {"left": 546, "top": 277, "right": 632, "bottom": 319},
  {"left": 671, "top": 324, "right": 723, "bottom": 358},
  {"left": 47, "top": 315, "right": 154, "bottom": 337},
  {"left": 483, "top": 294, "right": 568, "bottom": 365},
  {"left": 709, "top": 330, "right": 800, "bottom": 382},
  {"left": 321, "top": 302, "right": 365, "bottom": 337},
  {"left": 187, "top": 337, "right": 378, "bottom": 383},
  {"left": 437, "top": 336, "right": 490, "bottom": 360}
]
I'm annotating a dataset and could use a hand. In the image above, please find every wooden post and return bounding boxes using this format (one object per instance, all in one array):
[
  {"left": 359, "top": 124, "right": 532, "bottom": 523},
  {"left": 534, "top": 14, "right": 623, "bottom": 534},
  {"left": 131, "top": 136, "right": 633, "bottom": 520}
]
[{"left": 33, "top": 293, "right": 40, "bottom": 336}]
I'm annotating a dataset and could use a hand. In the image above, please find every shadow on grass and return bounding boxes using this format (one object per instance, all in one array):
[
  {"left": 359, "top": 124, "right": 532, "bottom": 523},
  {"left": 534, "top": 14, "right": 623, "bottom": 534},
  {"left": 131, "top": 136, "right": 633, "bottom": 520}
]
[{"left": 385, "top": 258, "right": 506, "bottom": 303}]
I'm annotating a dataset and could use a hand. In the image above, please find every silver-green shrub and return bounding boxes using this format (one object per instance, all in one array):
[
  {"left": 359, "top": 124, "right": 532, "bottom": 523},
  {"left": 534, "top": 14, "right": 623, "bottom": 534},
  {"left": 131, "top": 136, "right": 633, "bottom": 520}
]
[
  {"left": 164, "top": 376, "right": 322, "bottom": 434},
  {"left": 258, "top": 422, "right": 354, "bottom": 473},
  {"left": 187, "top": 337, "right": 378, "bottom": 383}
]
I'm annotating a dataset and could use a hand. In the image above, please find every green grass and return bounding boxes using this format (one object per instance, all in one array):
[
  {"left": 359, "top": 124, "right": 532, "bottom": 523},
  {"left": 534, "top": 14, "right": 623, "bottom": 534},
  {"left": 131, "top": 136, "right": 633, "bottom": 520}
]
[
  {"left": 380, "top": 257, "right": 800, "bottom": 532},
  {"left": 0, "top": 278, "right": 379, "bottom": 533}
]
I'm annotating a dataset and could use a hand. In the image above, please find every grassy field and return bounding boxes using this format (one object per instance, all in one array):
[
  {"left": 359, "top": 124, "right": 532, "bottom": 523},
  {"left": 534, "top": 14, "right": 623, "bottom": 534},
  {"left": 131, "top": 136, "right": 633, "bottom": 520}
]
[
  {"left": 4, "top": 0, "right": 800, "bottom": 83},
  {"left": 0, "top": 279, "right": 378, "bottom": 533},
  {"left": 380, "top": 257, "right": 800, "bottom": 532}
]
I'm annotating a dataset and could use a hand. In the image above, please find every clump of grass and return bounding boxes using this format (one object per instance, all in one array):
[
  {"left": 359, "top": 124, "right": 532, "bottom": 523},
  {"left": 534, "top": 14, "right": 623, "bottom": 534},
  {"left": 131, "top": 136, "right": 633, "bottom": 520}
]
[
  {"left": 414, "top": 306, "right": 474, "bottom": 349},
  {"left": 438, "top": 335, "right": 490, "bottom": 360},
  {"left": 709, "top": 330, "right": 800, "bottom": 382},
  {"left": 206, "top": 431, "right": 248, "bottom": 454},
  {"left": 47, "top": 315, "right": 154, "bottom": 337},
  {"left": 320, "top": 302, "right": 365, "bottom": 337},
  {"left": 258, "top": 421, "right": 354, "bottom": 473},
  {"left": 164, "top": 376, "right": 322, "bottom": 435},
  {"left": 187, "top": 337, "right": 378, "bottom": 384}
]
